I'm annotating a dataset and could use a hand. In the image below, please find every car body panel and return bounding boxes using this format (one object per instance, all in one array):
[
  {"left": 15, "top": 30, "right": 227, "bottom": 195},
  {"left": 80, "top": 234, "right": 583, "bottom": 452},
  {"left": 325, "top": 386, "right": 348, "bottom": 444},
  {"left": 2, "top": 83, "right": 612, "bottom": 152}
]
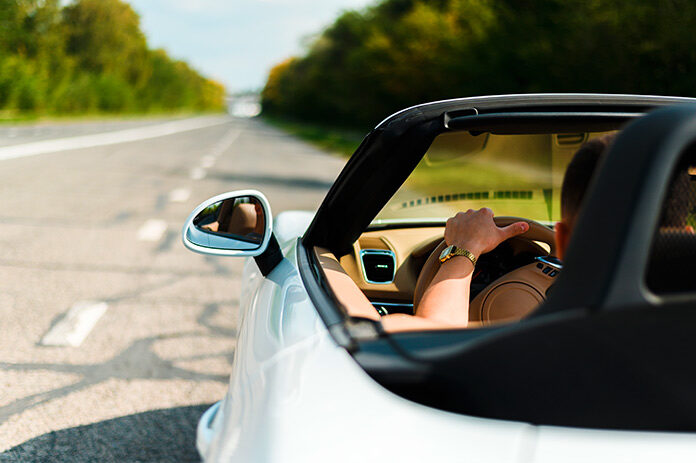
[
  {"left": 197, "top": 400, "right": 221, "bottom": 457},
  {"left": 201, "top": 234, "right": 696, "bottom": 462},
  {"left": 273, "top": 210, "right": 315, "bottom": 246},
  {"left": 533, "top": 426, "right": 696, "bottom": 463}
]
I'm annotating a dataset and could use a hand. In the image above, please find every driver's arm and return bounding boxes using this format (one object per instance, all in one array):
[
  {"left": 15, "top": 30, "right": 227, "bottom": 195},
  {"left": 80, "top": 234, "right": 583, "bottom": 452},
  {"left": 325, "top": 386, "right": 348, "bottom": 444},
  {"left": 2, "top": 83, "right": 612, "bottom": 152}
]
[{"left": 415, "top": 208, "right": 528, "bottom": 326}]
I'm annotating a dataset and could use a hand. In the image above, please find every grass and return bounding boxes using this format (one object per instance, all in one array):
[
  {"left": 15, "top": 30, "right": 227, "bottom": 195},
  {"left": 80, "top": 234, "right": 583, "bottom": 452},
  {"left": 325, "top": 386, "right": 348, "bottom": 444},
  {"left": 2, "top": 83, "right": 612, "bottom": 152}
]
[{"left": 262, "top": 116, "right": 365, "bottom": 158}]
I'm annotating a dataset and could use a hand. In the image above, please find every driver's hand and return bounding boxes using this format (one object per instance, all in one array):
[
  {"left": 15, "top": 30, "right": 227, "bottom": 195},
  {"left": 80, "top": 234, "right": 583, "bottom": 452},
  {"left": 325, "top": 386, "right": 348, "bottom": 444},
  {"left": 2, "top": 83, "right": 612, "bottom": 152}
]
[{"left": 445, "top": 208, "right": 529, "bottom": 258}]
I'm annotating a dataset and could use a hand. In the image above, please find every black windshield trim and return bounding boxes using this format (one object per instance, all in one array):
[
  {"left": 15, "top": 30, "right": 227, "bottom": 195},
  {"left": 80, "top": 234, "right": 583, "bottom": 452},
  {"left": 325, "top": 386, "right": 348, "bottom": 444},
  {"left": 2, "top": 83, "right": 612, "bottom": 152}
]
[{"left": 446, "top": 111, "right": 641, "bottom": 133}]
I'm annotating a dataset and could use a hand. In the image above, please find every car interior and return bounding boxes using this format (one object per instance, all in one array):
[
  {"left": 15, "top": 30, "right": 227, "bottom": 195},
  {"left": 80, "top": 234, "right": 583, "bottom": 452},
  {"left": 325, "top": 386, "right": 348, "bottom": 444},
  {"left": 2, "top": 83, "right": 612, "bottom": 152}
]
[{"left": 313, "top": 130, "right": 605, "bottom": 329}]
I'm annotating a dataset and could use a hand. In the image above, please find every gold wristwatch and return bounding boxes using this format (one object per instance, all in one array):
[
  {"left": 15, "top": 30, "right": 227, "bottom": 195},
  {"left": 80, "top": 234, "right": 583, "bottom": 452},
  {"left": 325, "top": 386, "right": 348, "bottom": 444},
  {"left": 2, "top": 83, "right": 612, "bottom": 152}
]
[{"left": 439, "top": 245, "right": 477, "bottom": 266}]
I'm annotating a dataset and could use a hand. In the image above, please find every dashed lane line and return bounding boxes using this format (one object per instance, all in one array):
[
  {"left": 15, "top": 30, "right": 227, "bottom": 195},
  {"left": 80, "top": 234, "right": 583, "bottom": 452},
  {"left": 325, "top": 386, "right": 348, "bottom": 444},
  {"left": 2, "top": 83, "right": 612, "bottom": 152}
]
[
  {"left": 137, "top": 219, "right": 168, "bottom": 241},
  {"left": 0, "top": 116, "right": 231, "bottom": 161},
  {"left": 209, "top": 128, "right": 241, "bottom": 158},
  {"left": 190, "top": 167, "right": 206, "bottom": 180},
  {"left": 185, "top": 127, "right": 241, "bottom": 182},
  {"left": 40, "top": 301, "right": 108, "bottom": 347},
  {"left": 168, "top": 188, "right": 191, "bottom": 203}
]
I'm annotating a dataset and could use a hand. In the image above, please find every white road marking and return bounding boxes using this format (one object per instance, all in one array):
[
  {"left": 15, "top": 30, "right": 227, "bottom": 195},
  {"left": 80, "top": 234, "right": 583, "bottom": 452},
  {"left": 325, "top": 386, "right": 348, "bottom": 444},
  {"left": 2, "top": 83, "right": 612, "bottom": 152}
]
[
  {"left": 182, "top": 129, "right": 239, "bottom": 182},
  {"left": 0, "top": 116, "right": 230, "bottom": 162},
  {"left": 40, "top": 301, "right": 108, "bottom": 347},
  {"left": 168, "top": 188, "right": 191, "bottom": 203},
  {"left": 200, "top": 155, "right": 216, "bottom": 168},
  {"left": 209, "top": 129, "right": 241, "bottom": 158},
  {"left": 137, "top": 219, "right": 168, "bottom": 241},
  {"left": 190, "top": 167, "right": 206, "bottom": 180}
]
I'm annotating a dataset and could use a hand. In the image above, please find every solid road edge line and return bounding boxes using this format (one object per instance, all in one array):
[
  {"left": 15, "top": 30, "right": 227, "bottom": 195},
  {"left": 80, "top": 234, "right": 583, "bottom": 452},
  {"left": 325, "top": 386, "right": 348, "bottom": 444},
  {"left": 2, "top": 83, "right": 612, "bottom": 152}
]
[{"left": 0, "top": 116, "right": 231, "bottom": 161}]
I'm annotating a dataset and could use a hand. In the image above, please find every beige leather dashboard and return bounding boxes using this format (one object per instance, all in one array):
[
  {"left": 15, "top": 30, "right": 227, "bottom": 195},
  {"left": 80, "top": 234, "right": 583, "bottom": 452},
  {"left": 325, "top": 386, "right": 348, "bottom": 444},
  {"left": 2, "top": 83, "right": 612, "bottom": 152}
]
[
  {"left": 338, "top": 226, "right": 552, "bottom": 305},
  {"left": 339, "top": 227, "right": 445, "bottom": 303}
]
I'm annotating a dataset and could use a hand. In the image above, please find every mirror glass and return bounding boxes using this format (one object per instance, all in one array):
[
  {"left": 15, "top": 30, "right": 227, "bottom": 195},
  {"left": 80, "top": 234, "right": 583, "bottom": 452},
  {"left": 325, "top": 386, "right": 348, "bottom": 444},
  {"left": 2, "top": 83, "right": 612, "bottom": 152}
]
[{"left": 187, "top": 196, "right": 266, "bottom": 251}]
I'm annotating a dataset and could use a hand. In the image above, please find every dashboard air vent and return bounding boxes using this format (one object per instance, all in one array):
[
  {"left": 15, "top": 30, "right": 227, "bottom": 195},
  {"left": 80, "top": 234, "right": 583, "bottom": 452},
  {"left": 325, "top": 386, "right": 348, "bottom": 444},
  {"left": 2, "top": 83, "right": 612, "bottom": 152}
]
[{"left": 360, "top": 249, "right": 396, "bottom": 284}]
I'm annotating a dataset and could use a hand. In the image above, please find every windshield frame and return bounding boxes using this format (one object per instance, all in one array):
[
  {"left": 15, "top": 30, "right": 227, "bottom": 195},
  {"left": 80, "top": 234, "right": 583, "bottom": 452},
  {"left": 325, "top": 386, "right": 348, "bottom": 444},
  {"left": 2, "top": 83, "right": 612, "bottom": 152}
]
[{"left": 303, "top": 94, "right": 694, "bottom": 259}]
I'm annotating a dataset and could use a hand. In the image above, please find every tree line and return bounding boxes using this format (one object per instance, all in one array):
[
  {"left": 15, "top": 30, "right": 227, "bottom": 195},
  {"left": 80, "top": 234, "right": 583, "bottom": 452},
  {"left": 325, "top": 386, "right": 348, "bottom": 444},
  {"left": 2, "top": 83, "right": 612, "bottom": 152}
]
[
  {"left": 262, "top": 0, "right": 696, "bottom": 129},
  {"left": 0, "top": 0, "right": 225, "bottom": 115}
]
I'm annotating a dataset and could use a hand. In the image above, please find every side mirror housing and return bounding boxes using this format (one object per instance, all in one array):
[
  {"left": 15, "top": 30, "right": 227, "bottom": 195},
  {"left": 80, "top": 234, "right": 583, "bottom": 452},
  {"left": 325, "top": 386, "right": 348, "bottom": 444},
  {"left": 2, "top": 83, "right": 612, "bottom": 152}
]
[
  {"left": 182, "top": 190, "right": 283, "bottom": 276},
  {"left": 183, "top": 190, "right": 272, "bottom": 257}
]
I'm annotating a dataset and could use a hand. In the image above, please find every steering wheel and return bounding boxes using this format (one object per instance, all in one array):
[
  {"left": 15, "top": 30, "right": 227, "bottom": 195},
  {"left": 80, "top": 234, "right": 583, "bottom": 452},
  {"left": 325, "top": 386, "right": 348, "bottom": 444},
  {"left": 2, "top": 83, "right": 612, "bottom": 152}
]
[{"left": 413, "top": 217, "right": 557, "bottom": 325}]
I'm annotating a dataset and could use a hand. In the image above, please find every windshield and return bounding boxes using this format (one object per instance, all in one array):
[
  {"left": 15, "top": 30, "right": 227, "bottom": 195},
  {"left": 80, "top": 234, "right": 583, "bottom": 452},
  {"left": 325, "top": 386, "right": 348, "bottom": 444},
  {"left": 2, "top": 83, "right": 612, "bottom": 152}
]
[{"left": 374, "top": 130, "right": 616, "bottom": 225}]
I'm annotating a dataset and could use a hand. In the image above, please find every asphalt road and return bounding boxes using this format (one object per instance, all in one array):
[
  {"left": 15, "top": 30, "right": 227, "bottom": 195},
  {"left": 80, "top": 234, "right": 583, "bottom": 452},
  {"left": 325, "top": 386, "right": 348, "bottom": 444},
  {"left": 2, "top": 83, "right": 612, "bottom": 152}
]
[{"left": 0, "top": 115, "right": 346, "bottom": 461}]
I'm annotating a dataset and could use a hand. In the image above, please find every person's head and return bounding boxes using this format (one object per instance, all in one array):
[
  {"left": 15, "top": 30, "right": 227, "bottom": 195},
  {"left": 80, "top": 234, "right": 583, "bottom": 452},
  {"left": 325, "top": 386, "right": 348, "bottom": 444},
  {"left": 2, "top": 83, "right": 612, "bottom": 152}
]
[{"left": 555, "top": 133, "right": 617, "bottom": 259}]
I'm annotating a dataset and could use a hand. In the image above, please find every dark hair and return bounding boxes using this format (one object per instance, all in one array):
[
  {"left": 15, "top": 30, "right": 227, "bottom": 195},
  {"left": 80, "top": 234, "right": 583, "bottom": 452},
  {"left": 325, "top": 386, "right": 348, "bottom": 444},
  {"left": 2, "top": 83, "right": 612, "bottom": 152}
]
[{"left": 561, "top": 133, "right": 617, "bottom": 224}]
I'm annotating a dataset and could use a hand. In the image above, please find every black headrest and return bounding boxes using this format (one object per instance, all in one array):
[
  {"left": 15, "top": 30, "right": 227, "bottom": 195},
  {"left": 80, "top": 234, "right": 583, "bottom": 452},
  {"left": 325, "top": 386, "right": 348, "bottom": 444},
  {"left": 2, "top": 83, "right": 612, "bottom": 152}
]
[{"left": 646, "top": 230, "right": 696, "bottom": 294}]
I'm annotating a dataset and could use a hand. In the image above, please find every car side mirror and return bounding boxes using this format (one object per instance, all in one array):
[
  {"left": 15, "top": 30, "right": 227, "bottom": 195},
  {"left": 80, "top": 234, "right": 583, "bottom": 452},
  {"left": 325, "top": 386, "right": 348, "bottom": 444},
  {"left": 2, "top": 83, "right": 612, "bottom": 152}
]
[
  {"left": 183, "top": 190, "right": 283, "bottom": 276},
  {"left": 182, "top": 190, "right": 273, "bottom": 257}
]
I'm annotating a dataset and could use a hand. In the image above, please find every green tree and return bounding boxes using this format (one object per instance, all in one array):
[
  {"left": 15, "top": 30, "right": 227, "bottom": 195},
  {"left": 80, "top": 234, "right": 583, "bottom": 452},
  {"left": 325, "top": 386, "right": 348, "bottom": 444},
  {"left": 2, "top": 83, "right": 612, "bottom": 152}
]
[
  {"left": 0, "top": 0, "right": 225, "bottom": 116},
  {"left": 62, "top": 0, "right": 150, "bottom": 87},
  {"left": 263, "top": 0, "right": 696, "bottom": 129}
]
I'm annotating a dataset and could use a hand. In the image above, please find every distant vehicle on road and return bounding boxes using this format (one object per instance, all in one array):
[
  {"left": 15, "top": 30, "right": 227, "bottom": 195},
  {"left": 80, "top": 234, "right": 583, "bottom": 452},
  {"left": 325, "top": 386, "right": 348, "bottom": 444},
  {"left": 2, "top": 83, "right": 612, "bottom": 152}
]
[
  {"left": 183, "top": 94, "right": 696, "bottom": 462},
  {"left": 227, "top": 94, "right": 261, "bottom": 118}
]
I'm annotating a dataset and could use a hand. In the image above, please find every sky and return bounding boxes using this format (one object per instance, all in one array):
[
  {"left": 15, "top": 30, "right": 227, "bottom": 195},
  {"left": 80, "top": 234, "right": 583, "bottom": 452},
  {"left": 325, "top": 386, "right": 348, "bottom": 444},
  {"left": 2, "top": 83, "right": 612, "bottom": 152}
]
[{"left": 127, "top": 0, "right": 373, "bottom": 93}]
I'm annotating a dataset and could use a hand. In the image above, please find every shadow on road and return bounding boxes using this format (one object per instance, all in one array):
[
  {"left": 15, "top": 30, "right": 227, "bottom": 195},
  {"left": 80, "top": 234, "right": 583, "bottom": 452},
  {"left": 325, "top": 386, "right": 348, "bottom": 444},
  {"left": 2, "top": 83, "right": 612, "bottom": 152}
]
[
  {"left": 0, "top": 404, "right": 208, "bottom": 463},
  {"left": 0, "top": 333, "right": 231, "bottom": 426}
]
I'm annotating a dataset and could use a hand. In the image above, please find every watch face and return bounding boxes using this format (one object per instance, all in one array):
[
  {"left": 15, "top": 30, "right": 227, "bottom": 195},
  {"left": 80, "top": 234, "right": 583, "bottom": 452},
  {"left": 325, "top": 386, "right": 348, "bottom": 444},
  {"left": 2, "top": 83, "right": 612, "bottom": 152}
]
[{"left": 440, "top": 245, "right": 455, "bottom": 260}]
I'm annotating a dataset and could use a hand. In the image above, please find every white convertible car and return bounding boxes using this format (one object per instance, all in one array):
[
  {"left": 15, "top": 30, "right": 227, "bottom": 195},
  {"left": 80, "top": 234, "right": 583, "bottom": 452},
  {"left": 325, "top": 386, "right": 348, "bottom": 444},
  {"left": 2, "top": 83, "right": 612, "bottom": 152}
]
[{"left": 183, "top": 94, "right": 696, "bottom": 462}]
